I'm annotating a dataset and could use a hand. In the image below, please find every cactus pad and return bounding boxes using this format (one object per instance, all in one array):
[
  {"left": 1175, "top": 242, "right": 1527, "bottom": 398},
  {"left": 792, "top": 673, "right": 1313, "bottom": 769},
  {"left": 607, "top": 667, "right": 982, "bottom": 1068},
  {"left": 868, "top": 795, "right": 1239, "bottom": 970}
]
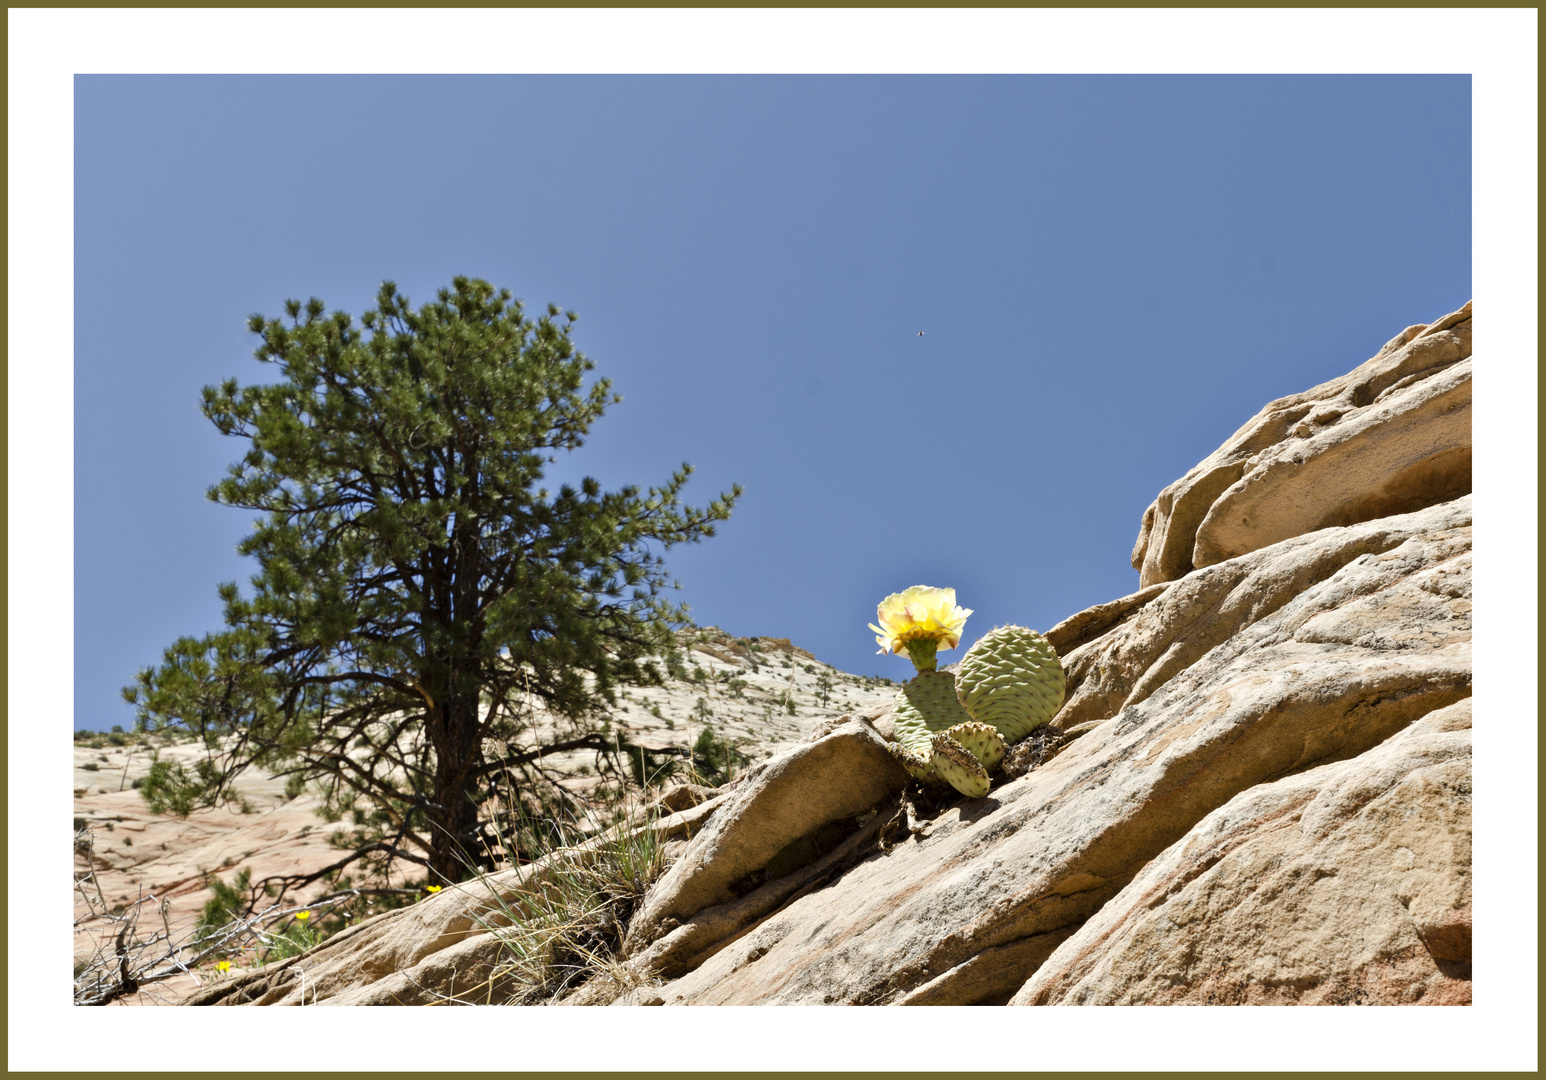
[
  {"left": 890, "top": 670, "right": 975, "bottom": 789},
  {"left": 940, "top": 721, "right": 1006, "bottom": 774},
  {"left": 886, "top": 740, "right": 937, "bottom": 784},
  {"left": 929, "top": 730, "right": 993, "bottom": 799},
  {"left": 954, "top": 625, "right": 1066, "bottom": 742},
  {"left": 889, "top": 673, "right": 1012, "bottom": 796},
  {"left": 892, "top": 670, "right": 975, "bottom": 756}
]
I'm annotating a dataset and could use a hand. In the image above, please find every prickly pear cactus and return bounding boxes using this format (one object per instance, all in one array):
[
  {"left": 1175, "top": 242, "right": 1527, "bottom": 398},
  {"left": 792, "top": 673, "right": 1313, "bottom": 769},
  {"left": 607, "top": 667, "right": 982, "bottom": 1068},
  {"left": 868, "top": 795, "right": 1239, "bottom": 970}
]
[
  {"left": 939, "top": 720, "right": 1007, "bottom": 774},
  {"left": 929, "top": 722, "right": 1007, "bottom": 799},
  {"left": 889, "top": 670, "right": 975, "bottom": 782},
  {"left": 888, "top": 672, "right": 1010, "bottom": 798},
  {"left": 954, "top": 625, "right": 1065, "bottom": 742}
]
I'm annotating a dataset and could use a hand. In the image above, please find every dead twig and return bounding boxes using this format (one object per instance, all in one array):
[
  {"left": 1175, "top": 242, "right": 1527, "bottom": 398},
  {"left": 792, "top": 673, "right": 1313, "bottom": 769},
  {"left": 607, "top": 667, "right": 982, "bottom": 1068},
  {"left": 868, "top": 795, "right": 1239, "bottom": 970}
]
[{"left": 73, "top": 825, "right": 313, "bottom": 1006}]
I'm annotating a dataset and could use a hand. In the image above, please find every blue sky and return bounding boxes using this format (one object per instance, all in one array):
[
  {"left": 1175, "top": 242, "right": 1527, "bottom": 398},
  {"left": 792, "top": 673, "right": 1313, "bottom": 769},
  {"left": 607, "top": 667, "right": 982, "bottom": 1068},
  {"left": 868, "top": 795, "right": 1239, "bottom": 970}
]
[{"left": 72, "top": 73, "right": 1474, "bottom": 730}]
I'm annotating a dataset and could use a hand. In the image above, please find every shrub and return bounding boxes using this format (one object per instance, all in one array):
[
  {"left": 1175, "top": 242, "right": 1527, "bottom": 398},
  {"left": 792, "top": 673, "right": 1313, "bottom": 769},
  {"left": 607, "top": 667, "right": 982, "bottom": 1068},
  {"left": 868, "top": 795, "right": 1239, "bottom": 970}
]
[
  {"left": 197, "top": 867, "right": 254, "bottom": 953},
  {"left": 138, "top": 758, "right": 220, "bottom": 817},
  {"left": 690, "top": 726, "right": 747, "bottom": 787}
]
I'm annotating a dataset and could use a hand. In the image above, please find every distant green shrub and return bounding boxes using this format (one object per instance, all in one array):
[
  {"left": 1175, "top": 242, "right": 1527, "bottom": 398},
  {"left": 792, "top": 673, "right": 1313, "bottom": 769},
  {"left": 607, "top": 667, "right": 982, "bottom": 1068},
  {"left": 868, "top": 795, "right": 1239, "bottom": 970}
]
[
  {"left": 138, "top": 758, "right": 220, "bottom": 817},
  {"left": 691, "top": 726, "right": 748, "bottom": 787}
]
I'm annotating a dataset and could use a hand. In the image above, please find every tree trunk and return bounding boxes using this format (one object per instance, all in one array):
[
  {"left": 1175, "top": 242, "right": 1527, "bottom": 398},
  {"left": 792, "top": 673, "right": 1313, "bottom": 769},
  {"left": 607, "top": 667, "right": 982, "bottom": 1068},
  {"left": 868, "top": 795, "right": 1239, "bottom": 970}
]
[{"left": 426, "top": 694, "right": 484, "bottom": 885}]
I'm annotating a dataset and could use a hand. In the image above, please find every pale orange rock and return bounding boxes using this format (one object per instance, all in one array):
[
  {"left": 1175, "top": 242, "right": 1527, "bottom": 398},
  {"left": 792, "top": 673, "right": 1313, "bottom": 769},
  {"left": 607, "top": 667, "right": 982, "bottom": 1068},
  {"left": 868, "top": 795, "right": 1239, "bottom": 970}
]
[
  {"left": 649, "top": 498, "right": 1470, "bottom": 1004},
  {"left": 184, "top": 796, "right": 726, "bottom": 1006},
  {"left": 1012, "top": 700, "right": 1472, "bottom": 1005},
  {"left": 621, "top": 717, "right": 908, "bottom": 957},
  {"left": 1132, "top": 301, "right": 1471, "bottom": 587},
  {"left": 1055, "top": 496, "right": 1471, "bottom": 734}
]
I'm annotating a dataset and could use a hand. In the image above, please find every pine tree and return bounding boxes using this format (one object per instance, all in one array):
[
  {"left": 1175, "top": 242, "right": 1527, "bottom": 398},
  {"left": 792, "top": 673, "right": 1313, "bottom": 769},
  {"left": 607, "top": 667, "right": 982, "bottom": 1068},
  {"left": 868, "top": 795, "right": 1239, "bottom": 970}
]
[{"left": 125, "top": 277, "right": 740, "bottom": 886}]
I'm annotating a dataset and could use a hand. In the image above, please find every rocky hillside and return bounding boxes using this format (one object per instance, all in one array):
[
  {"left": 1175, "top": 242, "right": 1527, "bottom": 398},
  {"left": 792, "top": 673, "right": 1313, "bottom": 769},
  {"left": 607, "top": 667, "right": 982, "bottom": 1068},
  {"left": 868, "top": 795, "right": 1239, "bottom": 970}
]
[
  {"left": 184, "top": 301, "right": 1473, "bottom": 1007},
  {"left": 73, "top": 631, "right": 899, "bottom": 1004}
]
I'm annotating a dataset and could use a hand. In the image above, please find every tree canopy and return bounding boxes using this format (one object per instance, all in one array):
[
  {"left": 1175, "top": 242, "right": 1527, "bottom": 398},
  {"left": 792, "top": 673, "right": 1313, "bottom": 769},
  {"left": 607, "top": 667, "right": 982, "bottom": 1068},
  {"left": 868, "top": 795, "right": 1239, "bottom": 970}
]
[{"left": 126, "top": 277, "right": 740, "bottom": 886}]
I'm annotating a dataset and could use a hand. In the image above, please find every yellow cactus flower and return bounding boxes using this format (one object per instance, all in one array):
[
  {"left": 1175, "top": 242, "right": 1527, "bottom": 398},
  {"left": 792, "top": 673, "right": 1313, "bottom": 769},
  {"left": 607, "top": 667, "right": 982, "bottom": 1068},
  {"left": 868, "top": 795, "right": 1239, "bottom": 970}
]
[
  {"left": 295, "top": 910, "right": 310, "bottom": 921},
  {"left": 217, "top": 960, "right": 232, "bottom": 973},
  {"left": 869, "top": 586, "right": 972, "bottom": 672},
  {"left": 425, "top": 885, "right": 442, "bottom": 893}
]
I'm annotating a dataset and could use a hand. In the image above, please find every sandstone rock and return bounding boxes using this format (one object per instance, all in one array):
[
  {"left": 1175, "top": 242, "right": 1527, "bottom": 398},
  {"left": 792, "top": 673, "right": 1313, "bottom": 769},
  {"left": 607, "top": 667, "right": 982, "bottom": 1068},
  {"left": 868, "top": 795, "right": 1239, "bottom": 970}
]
[
  {"left": 649, "top": 498, "right": 1470, "bottom": 1004},
  {"left": 652, "top": 783, "right": 717, "bottom": 815},
  {"left": 621, "top": 717, "right": 908, "bottom": 956},
  {"left": 184, "top": 795, "right": 724, "bottom": 1006},
  {"left": 1056, "top": 496, "right": 1472, "bottom": 734},
  {"left": 76, "top": 625, "right": 884, "bottom": 1006},
  {"left": 1014, "top": 699, "right": 1471, "bottom": 1005},
  {"left": 1132, "top": 301, "right": 1471, "bottom": 587},
  {"left": 806, "top": 701, "right": 896, "bottom": 743},
  {"left": 1045, "top": 582, "right": 1170, "bottom": 656},
  {"left": 579, "top": 804, "right": 899, "bottom": 991},
  {"left": 73, "top": 787, "right": 361, "bottom": 1005}
]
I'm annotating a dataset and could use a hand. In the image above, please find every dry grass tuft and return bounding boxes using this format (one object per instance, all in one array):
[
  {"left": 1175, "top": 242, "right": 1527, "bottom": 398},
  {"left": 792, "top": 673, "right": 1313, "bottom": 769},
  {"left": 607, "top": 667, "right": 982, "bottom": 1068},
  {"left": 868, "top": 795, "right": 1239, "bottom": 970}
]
[{"left": 429, "top": 793, "right": 675, "bottom": 1005}]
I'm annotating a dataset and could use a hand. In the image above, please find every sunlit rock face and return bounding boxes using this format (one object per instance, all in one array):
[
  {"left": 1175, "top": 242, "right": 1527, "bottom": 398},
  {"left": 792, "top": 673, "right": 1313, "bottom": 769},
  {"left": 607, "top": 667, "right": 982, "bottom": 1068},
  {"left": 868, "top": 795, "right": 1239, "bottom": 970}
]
[
  {"left": 1131, "top": 301, "right": 1471, "bottom": 589},
  {"left": 653, "top": 497, "right": 1470, "bottom": 1005},
  {"left": 185, "top": 303, "right": 1475, "bottom": 1008}
]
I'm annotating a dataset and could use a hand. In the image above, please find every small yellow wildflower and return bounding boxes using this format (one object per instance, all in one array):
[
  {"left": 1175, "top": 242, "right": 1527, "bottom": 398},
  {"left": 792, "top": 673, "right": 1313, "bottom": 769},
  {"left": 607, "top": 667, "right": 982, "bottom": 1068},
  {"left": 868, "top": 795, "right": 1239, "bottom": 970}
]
[
  {"left": 869, "top": 586, "right": 972, "bottom": 672},
  {"left": 425, "top": 884, "right": 442, "bottom": 893},
  {"left": 295, "top": 910, "right": 310, "bottom": 921},
  {"left": 217, "top": 960, "right": 232, "bottom": 973}
]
